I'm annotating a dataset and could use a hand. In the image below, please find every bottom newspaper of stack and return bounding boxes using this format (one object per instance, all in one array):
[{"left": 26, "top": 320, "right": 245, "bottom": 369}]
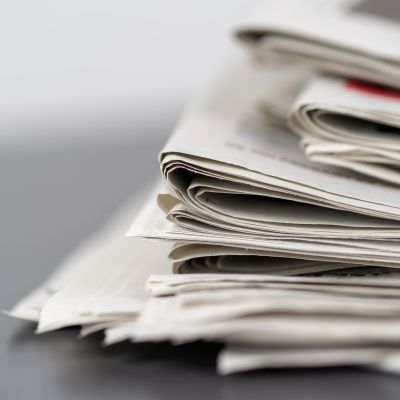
[{"left": 7, "top": 186, "right": 400, "bottom": 375}]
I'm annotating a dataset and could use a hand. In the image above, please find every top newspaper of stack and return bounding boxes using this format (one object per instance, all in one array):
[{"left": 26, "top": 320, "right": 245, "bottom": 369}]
[
  {"left": 234, "top": 0, "right": 400, "bottom": 88},
  {"left": 128, "top": 54, "right": 400, "bottom": 269},
  {"left": 235, "top": 0, "right": 400, "bottom": 185}
]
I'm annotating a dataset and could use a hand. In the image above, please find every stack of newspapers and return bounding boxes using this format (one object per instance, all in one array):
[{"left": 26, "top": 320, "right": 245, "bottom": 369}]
[{"left": 10, "top": 0, "right": 400, "bottom": 374}]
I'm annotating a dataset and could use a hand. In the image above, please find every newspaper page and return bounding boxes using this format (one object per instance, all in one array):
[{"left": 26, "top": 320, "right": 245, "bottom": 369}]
[
  {"left": 290, "top": 74, "right": 400, "bottom": 184},
  {"left": 235, "top": 0, "right": 400, "bottom": 87}
]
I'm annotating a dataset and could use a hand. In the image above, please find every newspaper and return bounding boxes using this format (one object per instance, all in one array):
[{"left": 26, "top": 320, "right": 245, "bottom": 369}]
[
  {"left": 8, "top": 183, "right": 400, "bottom": 374},
  {"left": 103, "top": 320, "right": 400, "bottom": 374},
  {"left": 127, "top": 57, "right": 400, "bottom": 273},
  {"left": 100, "top": 269, "right": 400, "bottom": 373},
  {"left": 131, "top": 192, "right": 400, "bottom": 269},
  {"left": 156, "top": 56, "right": 400, "bottom": 224},
  {"left": 218, "top": 345, "right": 400, "bottom": 374},
  {"left": 121, "top": 50, "right": 400, "bottom": 372},
  {"left": 235, "top": 0, "right": 400, "bottom": 87},
  {"left": 9, "top": 0, "right": 400, "bottom": 375},
  {"left": 7, "top": 192, "right": 171, "bottom": 333},
  {"left": 290, "top": 74, "right": 400, "bottom": 184},
  {"left": 9, "top": 183, "right": 400, "bottom": 374},
  {"left": 145, "top": 272, "right": 400, "bottom": 298},
  {"left": 130, "top": 300, "right": 400, "bottom": 346},
  {"left": 234, "top": 0, "right": 400, "bottom": 185}
]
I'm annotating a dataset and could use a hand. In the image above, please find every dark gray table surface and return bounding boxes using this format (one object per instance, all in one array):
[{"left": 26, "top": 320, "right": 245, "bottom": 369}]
[{"left": 3, "top": 123, "right": 400, "bottom": 400}]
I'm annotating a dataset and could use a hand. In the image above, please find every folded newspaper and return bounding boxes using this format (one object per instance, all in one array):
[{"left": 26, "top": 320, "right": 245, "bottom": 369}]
[
  {"left": 235, "top": 0, "right": 400, "bottom": 88},
  {"left": 8, "top": 0, "right": 400, "bottom": 376},
  {"left": 125, "top": 55, "right": 400, "bottom": 372},
  {"left": 129, "top": 57, "right": 400, "bottom": 272},
  {"left": 7, "top": 193, "right": 171, "bottom": 333},
  {"left": 236, "top": 0, "right": 400, "bottom": 185},
  {"left": 289, "top": 74, "right": 400, "bottom": 184},
  {"left": 9, "top": 189, "right": 400, "bottom": 375}
]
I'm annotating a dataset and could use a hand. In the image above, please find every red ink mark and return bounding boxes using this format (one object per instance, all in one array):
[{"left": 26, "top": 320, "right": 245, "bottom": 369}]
[{"left": 345, "top": 79, "right": 400, "bottom": 100}]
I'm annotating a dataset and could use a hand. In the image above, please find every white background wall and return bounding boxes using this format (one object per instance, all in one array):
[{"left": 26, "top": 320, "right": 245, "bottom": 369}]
[{"left": 0, "top": 0, "right": 255, "bottom": 149}]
